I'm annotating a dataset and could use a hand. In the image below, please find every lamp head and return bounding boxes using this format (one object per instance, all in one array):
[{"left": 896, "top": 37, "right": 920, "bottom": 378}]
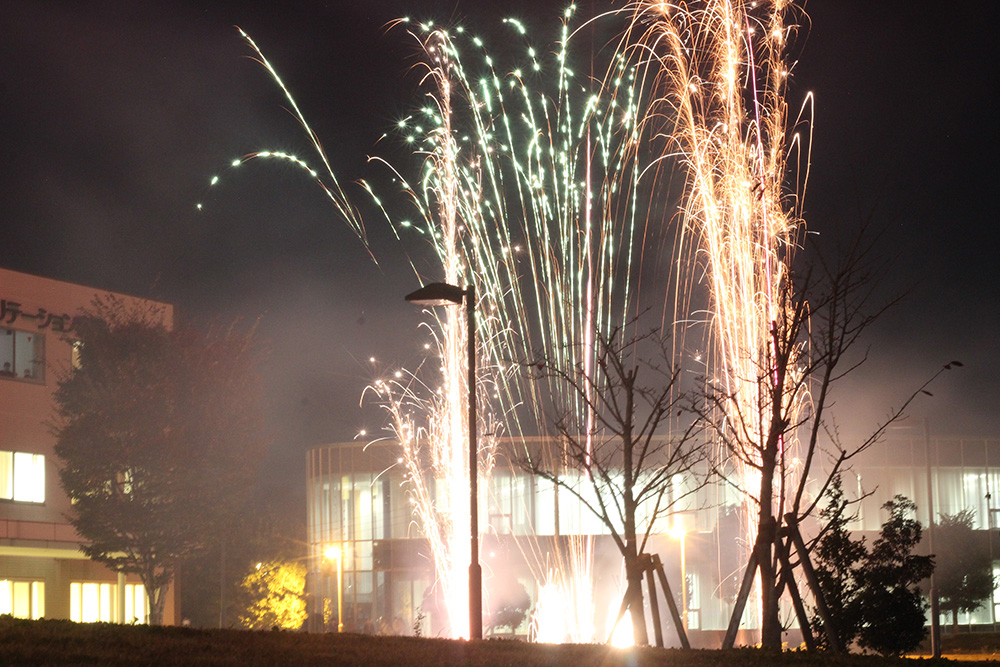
[{"left": 405, "top": 282, "right": 466, "bottom": 306}]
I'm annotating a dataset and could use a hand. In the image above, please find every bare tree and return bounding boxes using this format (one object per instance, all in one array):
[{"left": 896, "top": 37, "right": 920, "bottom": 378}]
[
  {"left": 697, "top": 231, "right": 961, "bottom": 650},
  {"left": 522, "top": 325, "right": 706, "bottom": 646}
]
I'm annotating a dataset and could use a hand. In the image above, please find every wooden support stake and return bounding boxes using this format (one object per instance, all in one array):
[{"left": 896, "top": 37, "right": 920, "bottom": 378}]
[
  {"left": 607, "top": 581, "right": 632, "bottom": 645},
  {"left": 651, "top": 553, "right": 690, "bottom": 649},
  {"left": 784, "top": 513, "right": 841, "bottom": 653},
  {"left": 645, "top": 556, "right": 665, "bottom": 648},
  {"left": 722, "top": 544, "right": 760, "bottom": 650},
  {"left": 774, "top": 528, "right": 816, "bottom": 651}
]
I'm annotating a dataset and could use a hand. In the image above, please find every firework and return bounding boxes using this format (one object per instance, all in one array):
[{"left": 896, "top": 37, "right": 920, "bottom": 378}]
[
  {"left": 198, "top": 29, "right": 367, "bottom": 249},
  {"left": 619, "top": 0, "right": 813, "bottom": 634},
  {"left": 362, "top": 7, "right": 667, "bottom": 639},
  {"left": 211, "top": 0, "right": 814, "bottom": 643}
]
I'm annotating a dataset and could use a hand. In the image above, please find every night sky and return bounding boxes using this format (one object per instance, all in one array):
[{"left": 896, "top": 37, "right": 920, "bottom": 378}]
[{"left": 1, "top": 1, "right": 996, "bottom": 516}]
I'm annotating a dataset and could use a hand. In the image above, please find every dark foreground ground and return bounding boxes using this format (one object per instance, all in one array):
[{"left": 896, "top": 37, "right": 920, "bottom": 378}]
[{"left": 0, "top": 618, "right": 995, "bottom": 666}]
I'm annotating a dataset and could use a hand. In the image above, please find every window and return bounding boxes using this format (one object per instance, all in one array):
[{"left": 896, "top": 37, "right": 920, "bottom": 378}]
[
  {"left": 0, "top": 579, "right": 44, "bottom": 619},
  {"left": 123, "top": 583, "right": 147, "bottom": 624},
  {"left": 994, "top": 562, "right": 1000, "bottom": 624},
  {"left": 686, "top": 572, "right": 701, "bottom": 630},
  {"left": 0, "top": 451, "right": 45, "bottom": 503},
  {"left": 69, "top": 582, "right": 147, "bottom": 624},
  {"left": 0, "top": 327, "right": 44, "bottom": 382}
]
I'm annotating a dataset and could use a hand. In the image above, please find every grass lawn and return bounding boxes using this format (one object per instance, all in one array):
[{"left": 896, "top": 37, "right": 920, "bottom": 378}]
[
  {"left": 911, "top": 632, "right": 1000, "bottom": 662},
  {"left": 0, "top": 617, "right": 992, "bottom": 666}
]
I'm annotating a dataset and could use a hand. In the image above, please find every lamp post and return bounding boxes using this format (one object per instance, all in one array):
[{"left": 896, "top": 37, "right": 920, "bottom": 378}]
[
  {"left": 325, "top": 545, "right": 344, "bottom": 633},
  {"left": 405, "top": 281, "right": 482, "bottom": 641},
  {"left": 923, "top": 420, "right": 941, "bottom": 658}
]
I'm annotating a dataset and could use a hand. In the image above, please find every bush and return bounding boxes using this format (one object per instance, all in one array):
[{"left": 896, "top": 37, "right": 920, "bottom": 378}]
[{"left": 812, "top": 489, "right": 934, "bottom": 656}]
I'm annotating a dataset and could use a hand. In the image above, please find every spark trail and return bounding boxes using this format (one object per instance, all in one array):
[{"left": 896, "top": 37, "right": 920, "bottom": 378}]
[
  {"left": 206, "top": 0, "right": 814, "bottom": 642},
  {"left": 363, "top": 8, "right": 664, "bottom": 639},
  {"left": 371, "top": 10, "right": 652, "bottom": 440},
  {"left": 619, "top": 0, "right": 813, "bottom": 632},
  {"left": 199, "top": 29, "right": 367, "bottom": 251}
]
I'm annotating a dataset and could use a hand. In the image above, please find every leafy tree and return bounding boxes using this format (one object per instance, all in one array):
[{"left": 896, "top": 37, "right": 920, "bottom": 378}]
[
  {"left": 856, "top": 496, "right": 934, "bottom": 656},
  {"left": 523, "top": 325, "right": 706, "bottom": 646},
  {"left": 813, "top": 491, "right": 934, "bottom": 655},
  {"left": 811, "top": 475, "right": 867, "bottom": 649},
  {"left": 935, "top": 509, "right": 995, "bottom": 633},
  {"left": 180, "top": 499, "right": 305, "bottom": 628},
  {"left": 53, "top": 296, "right": 266, "bottom": 625},
  {"left": 236, "top": 559, "right": 308, "bottom": 631}
]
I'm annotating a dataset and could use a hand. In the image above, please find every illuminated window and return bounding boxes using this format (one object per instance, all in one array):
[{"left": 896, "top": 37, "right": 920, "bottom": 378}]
[
  {"left": 993, "top": 562, "right": 1000, "bottom": 623},
  {"left": 0, "top": 579, "right": 44, "bottom": 619},
  {"left": 71, "top": 582, "right": 109, "bottom": 623},
  {"left": 535, "top": 477, "right": 556, "bottom": 535},
  {"left": 0, "top": 451, "right": 45, "bottom": 503},
  {"left": 0, "top": 328, "right": 44, "bottom": 382},
  {"left": 687, "top": 572, "right": 701, "bottom": 630},
  {"left": 488, "top": 471, "right": 514, "bottom": 535},
  {"left": 123, "top": 583, "right": 147, "bottom": 624},
  {"left": 69, "top": 582, "right": 147, "bottom": 624}
]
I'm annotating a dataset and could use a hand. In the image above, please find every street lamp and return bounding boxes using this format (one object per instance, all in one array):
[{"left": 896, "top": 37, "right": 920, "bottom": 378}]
[
  {"left": 405, "top": 281, "right": 482, "bottom": 641},
  {"left": 325, "top": 545, "right": 344, "bottom": 633},
  {"left": 923, "top": 419, "right": 941, "bottom": 658}
]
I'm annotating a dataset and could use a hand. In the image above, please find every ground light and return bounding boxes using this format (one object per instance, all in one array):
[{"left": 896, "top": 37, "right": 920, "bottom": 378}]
[{"left": 324, "top": 546, "right": 343, "bottom": 633}]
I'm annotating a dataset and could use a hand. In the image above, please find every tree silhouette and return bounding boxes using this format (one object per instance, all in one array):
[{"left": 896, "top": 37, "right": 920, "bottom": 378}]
[
  {"left": 696, "top": 231, "right": 960, "bottom": 650},
  {"left": 53, "top": 296, "right": 266, "bottom": 625},
  {"left": 857, "top": 496, "right": 934, "bottom": 656},
  {"left": 811, "top": 475, "right": 867, "bottom": 649},
  {"left": 935, "top": 509, "right": 995, "bottom": 633},
  {"left": 523, "top": 324, "right": 706, "bottom": 646}
]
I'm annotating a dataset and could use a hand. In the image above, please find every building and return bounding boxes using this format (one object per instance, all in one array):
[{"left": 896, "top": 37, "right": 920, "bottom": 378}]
[
  {"left": 306, "top": 432, "right": 1000, "bottom": 643},
  {"left": 0, "top": 266, "right": 178, "bottom": 624}
]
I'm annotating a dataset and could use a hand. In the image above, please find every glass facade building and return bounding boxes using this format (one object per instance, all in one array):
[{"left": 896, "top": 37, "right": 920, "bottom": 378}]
[{"left": 306, "top": 435, "right": 1000, "bottom": 642}]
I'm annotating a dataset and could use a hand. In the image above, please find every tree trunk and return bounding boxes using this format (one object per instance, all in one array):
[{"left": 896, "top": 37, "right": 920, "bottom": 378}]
[
  {"left": 758, "top": 448, "right": 781, "bottom": 650},
  {"left": 148, "top": 584, "right": 168, "bottom": 626},
  {"left": 626, "top": 558, "right": 649, "bottom": 646},
  {"left": 758, "top": 520, "right": 781, "bottom": 650},
  {"left": 141, "top": 560, "right": 169, "bottom": 626}
]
